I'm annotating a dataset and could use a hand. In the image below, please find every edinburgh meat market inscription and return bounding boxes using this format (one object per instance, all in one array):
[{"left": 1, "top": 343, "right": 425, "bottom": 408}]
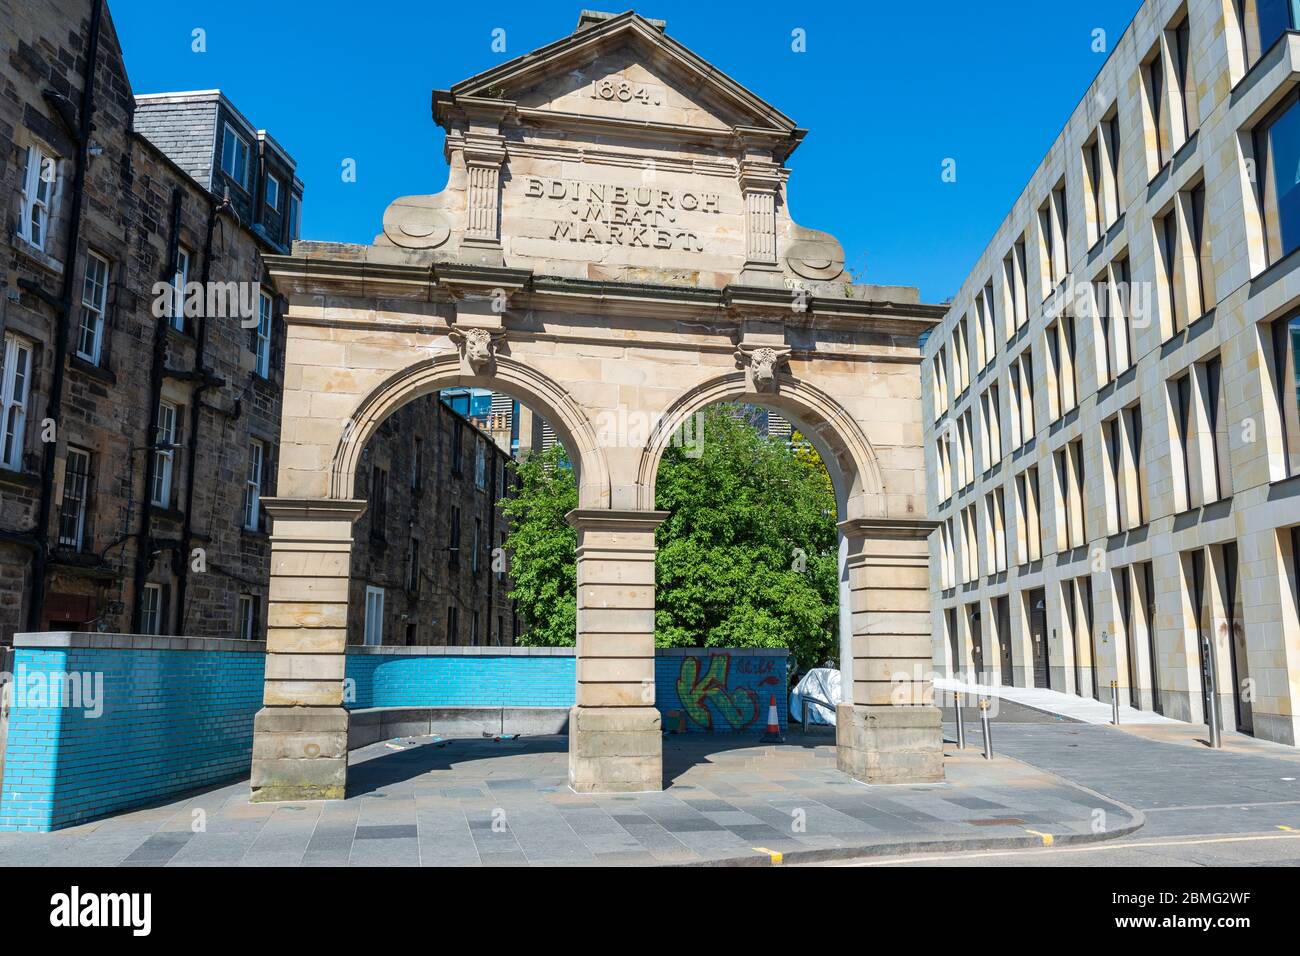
[{"left": 524, "top": 177, "right": 721, "bottom": 252}]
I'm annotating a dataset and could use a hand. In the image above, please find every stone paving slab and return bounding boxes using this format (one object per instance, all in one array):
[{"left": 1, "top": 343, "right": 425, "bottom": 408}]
[{"left": 0, "top": 732, "right": 1141, "bottom": 867}]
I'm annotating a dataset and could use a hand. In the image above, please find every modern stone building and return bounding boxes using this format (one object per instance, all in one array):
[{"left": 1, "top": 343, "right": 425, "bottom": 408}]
[
  {"left": 0, "top": 0, "right": 301, "bottom": 642},
  {"left": 923, "top": 0, "right": 1300, "bottom": 744}
]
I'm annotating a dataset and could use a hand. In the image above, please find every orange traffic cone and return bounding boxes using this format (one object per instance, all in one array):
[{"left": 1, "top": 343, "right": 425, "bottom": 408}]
[{"left": 761, "top": 695, "right": 784, "bottom": 743}]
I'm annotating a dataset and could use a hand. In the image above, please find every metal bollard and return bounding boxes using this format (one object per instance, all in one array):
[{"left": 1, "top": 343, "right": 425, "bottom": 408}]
[
  {"left": 802, "top": 699, "right": 809, "bottom": 735},
  {"left": 953, "top": 691, "right": 966, "bottom": 749},
  {"left": 979, "top": 697, "right": 993, "bottom": 759},
  {"left": 1111, "top": 680, "right": 1120, "bottom": 726}
]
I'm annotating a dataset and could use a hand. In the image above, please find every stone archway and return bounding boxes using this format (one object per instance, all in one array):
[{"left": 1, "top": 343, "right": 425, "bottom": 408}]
[{"left": 251, "top": 10, "right": 946, "bottom": 801}]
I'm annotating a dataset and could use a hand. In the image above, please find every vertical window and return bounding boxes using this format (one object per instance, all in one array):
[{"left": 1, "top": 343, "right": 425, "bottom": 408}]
[
  {"left": 407, "top": 537, "right": 420, "bottom": 592},
  {"left": 1146, "top": 48, "right": 1170, "bottom": 170},
  {"left": 475, "top": 438, "right": 487, "bottom": 490},
  {"left": 1007, "top": 237, "right": 1028, "bottom": 335},
  {"left": 1111, "top": 255, "right": 1134, "bottom": 375},
  {"left": 1204, "top": 356, "right": 1231, "bottom": 501},
  {"left": 369, "top": 466, "right": 387, "bottom": 533},
  {"left": 1104, "top": 417, "right": 1124, "bottom": 536},
  {"left": 1174, "top": 372, "right": 1194, "bottom": 510},
  {"left": 140, "top": 583, "right": 162, "bottom": 636},
  {"left": 451, "top": 420, "right": 464, "bottom": 474},
  {"left": 411, "top": 436, "right": 423, "bottom": 491},
  {"left": 1, "top": 334, "right": 33, "bottom": 471},
  {"left": 1188, "top": 182, "right": 1214, "bottom": 318},
  {"left": 237, "top": 594, "right": 259, "bottom": 640},
  {"left": 265, "top": 173, "right": 281, "bottom": 212},
  {"left": 289, "top": 193, "right": 301, "bottom": 241},
  {"left": 18, "top": 145, "right": 55, "bottom": 250},
  {"left": 58, "top": 448, "right": 91, "bottom": 551},
  {"left": 1237, "top": 0, "right": 1300, "bottom": 69},
  {"left": 364, "top": 586, "right": 384, "bottom": 646},
  {"left": 152, "top": 400, "right": 177, "bottom": 507},
  {"left": 1157, "top": 207, "right": 1184, "bottom": 336},
  {"left": 253, "top": 291, "right": 272, "bottom": 378},
  {"left": 1268, "top": 312, "right": 1300, "bottom": 476},
  {"left": 449, "top": 505, "right": 461, "bottom": 567},
  {"left": 1253, "top": 89, "right": 1300, "bottom": 265},
  {"left": 220, "top": 123, "right": 250, "bottom": 188},
  {"left": 167, "top": 248, "right": 190, "bottom": 332},
  {"left": 1172, "top": 17, "right": 1195, "bottom": 142},
  {"left": 243, "top": 439, "right": 264, "bottom": 531},
  {"left": 1046, "top": 316, "right": 1078, "bottom": 419},
  {"left": 77, "top": 252, "right": 109, "bottom": 363}
]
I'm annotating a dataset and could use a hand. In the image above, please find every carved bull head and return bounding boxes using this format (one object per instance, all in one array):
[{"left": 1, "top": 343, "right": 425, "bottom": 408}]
[
  {"left": 450, "top": 326, "right": 501, "bottom": 373},
  {"left": 735, "top": 345, "right": 790, "bottom": 393}
]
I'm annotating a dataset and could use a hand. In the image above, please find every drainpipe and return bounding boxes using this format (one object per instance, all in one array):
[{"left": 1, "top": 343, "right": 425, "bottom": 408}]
[
  {"left": 22, "top": 0, "right": 105, "bottom": 632},
  {"left": 174, "top": 195, "right": 232, "bottom": 632},
  {"left": 130, "top": 187, "right": 183, "bottom": 633}
]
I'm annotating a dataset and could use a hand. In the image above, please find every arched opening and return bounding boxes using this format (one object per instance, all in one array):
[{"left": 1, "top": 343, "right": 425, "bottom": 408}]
[{"left": 637, "top": 373, "right": 887, "bottom": 781}]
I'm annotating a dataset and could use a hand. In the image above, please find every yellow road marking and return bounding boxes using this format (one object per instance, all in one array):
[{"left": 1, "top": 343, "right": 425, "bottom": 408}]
[
  {"left": 1023, "top": 829, "right": 1054, "bottom": 846},
  {"left": 753, "top": 846, "right": 784, "bottom": 864},
  {"left": 839, "top": 830, "right": 1300, "bottom": 865}
]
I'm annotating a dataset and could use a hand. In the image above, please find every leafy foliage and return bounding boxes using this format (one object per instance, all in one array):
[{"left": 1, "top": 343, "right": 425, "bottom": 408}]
[{"left": 502, "top": 406, "right": 841, "bottom": 671}]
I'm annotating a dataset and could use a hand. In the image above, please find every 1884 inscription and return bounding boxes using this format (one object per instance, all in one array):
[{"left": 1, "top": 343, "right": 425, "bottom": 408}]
[{"left": 524, "top": 177, "right": 721, "bottom": 252}]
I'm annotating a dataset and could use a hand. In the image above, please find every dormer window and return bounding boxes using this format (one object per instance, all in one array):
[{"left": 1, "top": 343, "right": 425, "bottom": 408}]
[
  {"left": 265, "top": 173, "right": 281, "bottom": 212},
  {"left": 220, "top": 123, "right": 250, "bottom": 189}
]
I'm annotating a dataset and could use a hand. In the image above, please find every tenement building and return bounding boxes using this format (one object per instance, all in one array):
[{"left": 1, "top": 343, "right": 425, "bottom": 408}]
[
  {"left": 348, "top": 394, "right": 518, "bottom": 647},
  {"left": 0, "top": 0, "right": 301, "bottom": 642},
  {"left": 924, "top": 0, "right": 1300, "bottom": 744}
]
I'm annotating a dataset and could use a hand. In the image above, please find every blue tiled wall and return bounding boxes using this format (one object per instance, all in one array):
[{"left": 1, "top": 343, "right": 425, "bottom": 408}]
[
  {"left": 0, "top": 646, "right": 264, "bottom": 832},
  {"left": 345, "top": 654, "right": 576, "bottom": 709},
  {"left": 0, "top": 645, "right": 787, "bottom": 832}
]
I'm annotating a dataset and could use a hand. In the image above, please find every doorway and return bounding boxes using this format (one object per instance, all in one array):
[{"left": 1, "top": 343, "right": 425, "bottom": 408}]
[
  {"left": 1028, "top": 588, "right": 1049, "bottom": 689},
  {"left": 967, "top": 602, "right": 984, "bottom": 682},
  {"left": 1221, "top": 543, "right": 1252, "bottom": 734},
  {"left": 994, "top": 595, "right": 1013, "bottom": 686}
]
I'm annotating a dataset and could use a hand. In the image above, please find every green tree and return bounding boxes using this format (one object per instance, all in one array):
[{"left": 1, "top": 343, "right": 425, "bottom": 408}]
[{"left": 502, "top": 406, "right": 841, "bottom": 671}]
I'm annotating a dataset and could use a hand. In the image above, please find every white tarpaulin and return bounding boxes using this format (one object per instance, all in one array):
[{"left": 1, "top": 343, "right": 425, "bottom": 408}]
[{"left": 790, "top": 668, "right": 841, "bottom": 726}]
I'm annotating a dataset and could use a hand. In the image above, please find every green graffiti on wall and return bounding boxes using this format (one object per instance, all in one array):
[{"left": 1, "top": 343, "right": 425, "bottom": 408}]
[{"left": 675, "top": 654, "right": 761, "bottom": 731}]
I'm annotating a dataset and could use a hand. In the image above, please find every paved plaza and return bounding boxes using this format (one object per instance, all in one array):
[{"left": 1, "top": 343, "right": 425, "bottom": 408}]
[{"left": 0, "top": 718, "right": 1137, "bottom": 867}]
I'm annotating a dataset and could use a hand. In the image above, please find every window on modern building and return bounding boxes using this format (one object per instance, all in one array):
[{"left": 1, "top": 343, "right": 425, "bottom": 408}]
[
  {"left": 939, "top": 519, "right": 953, "bottom": 588},
  {"left": 985, "top": 487, "right": 1008, "bottom": 574},
  {"left": 0, "top": 333, "right": 32, "bottom": 472},
  {"left": 253, "top": 291, "right": 272, "bottom": 378},
  {"left": 166, "top": 248, "right": 190, "bottom": 333},
  {"left": 1145, "top": 46, "right": 1170, "bottom": 172},
  {"left": 1016, "top": 465, "right": 1043, "bottom": 564},
  {"left": 57, "top": 447, "right": 91, "bottom": 551},
  {"left": 1171, "top": 15, "right": 1196, "bottom": 140},
  {"left": 266, "top": 172, "right": 281, "bottom": 212},
  {"left": 976, "top": 282, "right": 997, "bottom": 369},
  {"left": 76, "top": 252, "right": 109, "bottom": 364},
  {"left": 1045, "top": 316, "right": 1078, "bottom": 420},
  {"left": 961, "top": 410, "right": 974, "bottom": 487},
  {"left": 18, "top": 145, "right": 55, "bottom": 251},
  {"left": 1267, "top": 311, "right": 1300, "bottom": 477},
  {"left": 1108, "top": 254, "right": 1135, "bottom": 378},
  {"left": 152, "top": 400, "right": 178, "bottom": 507},
  {"left": 364, "top": 586, "right": 384, "bottom": 646},
  {"left": 1237, "top": 0, "right": 1298, "bottom": 70},
  {"left": 961, "top": 504, "right": 979, "bottom": 583},
  {"left": 1055, "top": 440, "right": 1085, "bottom": 550},
  {"left": 1254, "top": 88, "right": 1300, "bottom": 267},
  {"left": 243, "top": 438, "right": 264, "bottom": 531},
  {"left": 931, "top": 347, "right": 949, "bottom": 418},
  {"left": 1171, "top": 371, "right": 1195, "bottom": 511},
  {"left": 140, "top": 583, "right": 163, "bottom": 636},
  {"left": 1038, "top": 184, "right": 1069, "bottom": 294},
  {"left": 1008, "top": 349, "right": 1035, "bottom": 448},
  {"left": 407, "top": 536, "right": 420, "bottom": 593},
  {"left": 954, "top": 315, "right": 971, "bottom": 392},
  {"left": 369, "top": 465, "right": 387, "bottom": 535},
  {"left": 447, "top": 605, "right": 459, "bottom": 645},
  {"left": 1155, "top": 205, "right": 1186, "bottom": 337},
  {"left": 1003, "top": 238, "right": 1029, "bottom": 340},
  {"left": 449, "top": 505, "right": 461, "bottom": 567},
  {"left": 237, "top": 594, "right": 259, "bottom": 641},
  {"left": 1189, "top": 183, "right": 1214, "bottom": 319},
  {"left": 980, "top": 384, "right": 1002, "bottom": 468},
  {"left": 1084, "top": 121, "right": 1121, "bottom": 247},
  {"left": 1124, "top": 402, "right": 1146, "bottom": 528},
  {"left": 1202, "top": 355, "right": 1231, "bottom": 502},
  {"left": 220, "top": 123, "right": 250, "bottom": 189}
]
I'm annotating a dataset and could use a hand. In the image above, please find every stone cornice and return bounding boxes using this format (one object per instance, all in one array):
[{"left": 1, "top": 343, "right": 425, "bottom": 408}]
[
  {"left": 263, "top": 252, "right": 945, "bottom": 332},
  {"left": 838, "top": 517, "right": 941, "bottom": 540},
  {"left": 566, "top": 508, "right": 670, "bottom": 532}
]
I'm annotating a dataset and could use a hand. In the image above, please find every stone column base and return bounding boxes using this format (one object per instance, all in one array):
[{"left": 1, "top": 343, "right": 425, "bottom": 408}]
[
  {"left": 835, "top": 704, "right": 944, "bottom": 784},
  {"left": 568, "top": 705, "right": 663, "bottom": 793},
  {"left": 250, "top": 706, "right": 349, "bottom": 802}
]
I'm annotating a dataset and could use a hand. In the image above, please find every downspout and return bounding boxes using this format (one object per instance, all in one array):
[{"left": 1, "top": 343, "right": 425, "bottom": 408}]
[
  {"left": 486, "top": 441, "right": 496, "bottom": 645},
  {"left": 174, "top": 194, "right": 231, "bottom": 631},
  {"left": 130, "top": 186, "right": 182, "bottom": 633},
  {"left": 22, "top": 0, "right": 105, "bottom": 631}
]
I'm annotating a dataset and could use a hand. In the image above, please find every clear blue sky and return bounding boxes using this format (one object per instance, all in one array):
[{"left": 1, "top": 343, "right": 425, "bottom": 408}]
[{"left": 112, "top": 0, "right": 1142, "bottom": 303}]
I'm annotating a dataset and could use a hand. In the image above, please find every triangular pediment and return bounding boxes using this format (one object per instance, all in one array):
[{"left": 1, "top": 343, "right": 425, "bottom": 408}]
[{"left": 444, "top": 11, "right": 799, "bottom": 140}]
